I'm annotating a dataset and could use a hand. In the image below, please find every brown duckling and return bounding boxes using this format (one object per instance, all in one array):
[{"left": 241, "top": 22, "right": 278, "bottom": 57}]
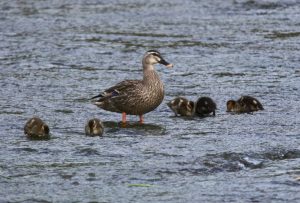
[
  {"left": 167, "top": 97, "right": 195, "bottom": 116},
  {"left": 238, "top": 96, "right": 264, "bottom": 111},
  {"left": 226, "top": 100, "right": 242, "bottom": 113},
  {"left": 195, "top": 97, "right": 217, "bottom": 116},
  {"left": 227, "top": 96, "right": 264, "bottom": 113},
  {"left": 24, "top": 117, "right": 50, "bottom": 139},
  {"left": 85, "top": 118, "right": 104, "bottom": 136}
]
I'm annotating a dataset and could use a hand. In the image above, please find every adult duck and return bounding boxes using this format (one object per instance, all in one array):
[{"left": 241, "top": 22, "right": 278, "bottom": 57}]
[{"left": 91, "top": 50, "right": 173, "bottom": 124}]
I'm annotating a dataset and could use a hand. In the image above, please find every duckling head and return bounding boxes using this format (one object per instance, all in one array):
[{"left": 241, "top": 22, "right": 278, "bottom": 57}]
[
  {"left": 32, "top": 123, "right": 49, "bottom": 138},
  {"left": 41, "top": 124, "right": 50, "bottom": 136},
  {"left": 226, "top": 100, "right": 237, "bottom": 112},
  {"left": 86, "top": 118, "right": 104, "bottom": 136},
  {"left": 143, "top": 50, "right": 173, "bottom": 68},
  {"left": 182, "top": 100, "right": 195, "bottom": 116}
]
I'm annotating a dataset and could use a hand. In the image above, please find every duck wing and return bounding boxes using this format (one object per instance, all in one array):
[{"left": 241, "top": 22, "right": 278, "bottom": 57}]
[
  {"left": 91, "top": 80, "right": 142, "bottom": 101},
  {"left": 91, "top": 80, "right": 144, "bottom": 113}
]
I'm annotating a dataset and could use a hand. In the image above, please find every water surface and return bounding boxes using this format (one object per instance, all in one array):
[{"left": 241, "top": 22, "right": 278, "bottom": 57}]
[{"left": 1, "top": 0, "right": 300, "bottom": 202}]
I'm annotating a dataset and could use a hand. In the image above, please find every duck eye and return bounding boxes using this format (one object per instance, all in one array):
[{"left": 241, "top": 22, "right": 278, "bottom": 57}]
[{"left": 151, "top": 53, "right": 161, "bottom": 58}]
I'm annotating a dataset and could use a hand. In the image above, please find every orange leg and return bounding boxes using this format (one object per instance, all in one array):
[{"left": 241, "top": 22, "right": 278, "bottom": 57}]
[
  {"left": 139, "top": 115, "right": 144, "bottom": 124},
  {"left": 122, "top": 112, "right": 127, "bottom": 124}
]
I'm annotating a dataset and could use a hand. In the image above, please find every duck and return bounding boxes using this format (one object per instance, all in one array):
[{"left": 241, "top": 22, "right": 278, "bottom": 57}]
[
  {"left": 85, "top": 118, "right": 104, "bottom": 136},
  {"left": 167, "top": 97, "right": 195, "bottom": 116},
  {"left": 24, "top": 117, "right": 50, "bottom": 139},
  {"left": 91, "top": 50, "right": 173, "bottom": 124},
  {"left": 227, "top": 95, "right": 264, "bottom": 113},
  {"left": 195, "top": 97, "right": 217, "bottom": 116}
]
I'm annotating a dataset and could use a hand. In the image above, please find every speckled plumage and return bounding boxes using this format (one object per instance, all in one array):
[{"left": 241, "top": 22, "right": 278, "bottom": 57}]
[
  {"left": 167, "top": 97, "right": 195, "bottom": 116},
  {"left": 92, "top": 50, "right": 173, "bottom": 123}
]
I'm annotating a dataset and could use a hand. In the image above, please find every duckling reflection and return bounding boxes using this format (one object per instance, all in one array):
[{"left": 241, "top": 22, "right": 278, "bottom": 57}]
[
  {"left": 195, "top": 97, "right": 217, "bottom": 116},
  {"left": 227, "top": 96, "right": 264, "bottom": 113},
  {"left": 24, "top": 117, "right": 50, "bottom": 139},
  {"left": 167, "top": 97, "right": 194, "bottom": 116},
  {"left": 85, "top": 118, "right": 104, "bottom": 136}
]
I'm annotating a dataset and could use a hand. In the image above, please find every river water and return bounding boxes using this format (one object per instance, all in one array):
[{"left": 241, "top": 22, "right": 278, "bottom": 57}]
[{"left": 1, "top": 0, "right": 300, "bottom": 202}]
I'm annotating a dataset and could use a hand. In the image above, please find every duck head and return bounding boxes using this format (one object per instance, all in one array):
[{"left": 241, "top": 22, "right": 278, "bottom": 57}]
[{"left": 143, "top": 50, "right": 173, "bottom": 68}]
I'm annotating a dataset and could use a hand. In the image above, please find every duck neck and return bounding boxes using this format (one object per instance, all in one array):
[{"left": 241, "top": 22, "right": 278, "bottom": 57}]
[{"left": 142, "top": 64, "right": 161, "bottom": 85}]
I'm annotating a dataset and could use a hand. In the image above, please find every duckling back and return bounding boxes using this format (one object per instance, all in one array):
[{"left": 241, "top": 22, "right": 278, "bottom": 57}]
[
  {"left": 238, "top": 96, "right": 264, "bottom": 112},
  {"left": 195, "top": 97, "right": 217, "bottom": 116},
  {"left": 24, "top": 117, "right": 50, "bottom": 139},
  {"left": 85, "top": 118, "right": 104, "bottom": 136},
  {"left": 227, "top": 96, "right": 264, "bottom": 113},
  {"left": 167, "top": 97, "right": 194, "bottom": 116}
]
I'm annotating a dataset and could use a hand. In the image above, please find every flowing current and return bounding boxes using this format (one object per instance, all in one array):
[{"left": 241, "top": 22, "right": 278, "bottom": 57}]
[{"left": 0, "top": 1, "right": 300, "bottom": 202}]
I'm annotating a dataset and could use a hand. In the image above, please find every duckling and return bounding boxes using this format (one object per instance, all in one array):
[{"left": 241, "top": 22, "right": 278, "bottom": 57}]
[
  {"left": 85, "top": 118, "right": 104, "bottom": 136},
  {"left": 227, "top": 96, "right": 264, "bottom": 113},
  {"left": 167, "top": 97, "right": 195, "bottom": 116},
  {"left": 195, "top": 97, "right": 217, "bottom": 116},
  {"left": 238, "top": 96, "right": 264, "bottom": 111},
  {"left": 24, "top": 117, "right": 50, "bottom": 139}
]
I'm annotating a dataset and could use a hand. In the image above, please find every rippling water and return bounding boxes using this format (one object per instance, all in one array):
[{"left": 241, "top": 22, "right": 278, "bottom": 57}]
[{"left": 1, "top": 0, "right": 300, "bottom": 202}]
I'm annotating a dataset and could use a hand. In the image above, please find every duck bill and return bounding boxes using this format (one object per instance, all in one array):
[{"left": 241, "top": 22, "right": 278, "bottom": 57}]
[{"left": 159, "top": 58, "right": 173, "bottom": 68}]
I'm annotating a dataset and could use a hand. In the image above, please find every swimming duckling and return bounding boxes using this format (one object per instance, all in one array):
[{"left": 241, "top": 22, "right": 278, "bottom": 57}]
[
  {"left": 167, "top": 97, "right": 195, "bottom": 116},
  {"left": 238, "top": 96, "right": 264, "bottom": 111},
  {"left": 195, "top": 97, "right": 217, "bottom": 116},
  {"left": 227, "top": 96, "right": 264, "bottom": 113},
  {"left": 85, "top": 118, "right": 104, "bottom": 136},
  {"left": 24, "top": 117, "right": 50, "bottom": 139}
]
